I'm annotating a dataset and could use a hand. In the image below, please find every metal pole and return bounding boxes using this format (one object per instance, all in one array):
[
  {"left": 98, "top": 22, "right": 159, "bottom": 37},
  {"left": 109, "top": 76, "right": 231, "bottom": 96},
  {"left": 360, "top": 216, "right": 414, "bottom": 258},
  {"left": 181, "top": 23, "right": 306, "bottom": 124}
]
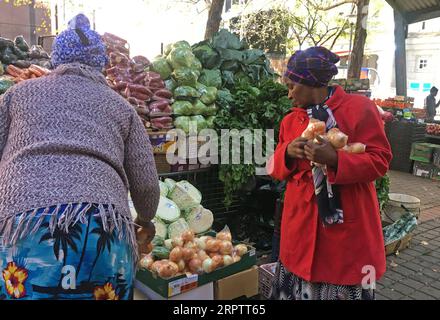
[{"left": 347, "top": 22, "right": 354, "bottom": 79}]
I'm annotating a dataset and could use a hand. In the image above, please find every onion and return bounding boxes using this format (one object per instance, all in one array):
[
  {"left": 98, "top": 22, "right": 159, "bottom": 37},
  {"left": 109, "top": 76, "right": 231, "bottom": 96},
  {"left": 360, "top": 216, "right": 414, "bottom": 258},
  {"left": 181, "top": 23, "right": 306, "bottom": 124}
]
[
  {"left": 177, "top": 260, "right": 186, "bottom": 272},
  {"left": 151, "top": 260, "right": 168, "bottom": 273},
  {"left": 223, "top": 255, "right": 233, "bottom": 266},
  {"left": 219, "top": 241, "right": 233, "bottom": 255},
  {"left": 202, "top": 258, "right": 214, "bottom": 273},
  {"left": 209, "top": 252, "right": 217, "bottom": 258},
  {"left": 182, "top": 248, "right": 195, "bottom": 261},
  {"left": 344, "top": 143, "right": 366, "bottom": 154},
  {"left": 216, "top": 231, "right": 232, "bottom": 242},
  {"left": 188, "top": 258, "right": 203, "bottom": 274},
  {"left": 164, "top": 239, "right": 173, "bottom": 250},
  {"left": 169, "top": 247, "right": 183, "bottom": 262},
  {"left": 158, "top": 262, "right": 177, "bottom": 279},
  {"left": 172, "top": 237, "right": 184, "bottom": 248},
  {"left": 168, "top": 261, "right": 179, "bottom": 274},
  {"left": 198, "top": 250, "right": 209, "bottom": 261},
  {"left": 195, "top": 238, "right": 206, "bottom": 250},
  {"left": 211, "top": 255, "right": 223, "bottom": 268},
  {"left": 139, "top": 242, "right": 153, "bottom": 255},
  {"left": 181, "top": 230, "right": 195, "bottom": 243},
  {"left": 139, "top": 254, "right": 154, "bottom": 270},
  {"left": 200, "top": 236, "right": 213, "bottom": 243},
  {"left": 184, "top": 241, "right": 197, "bottom": 250},
  {"left": 233, "top": 255, "right": 241, "bottom": 263},
  {"left": 327, "top": 128, "right": 348, "bottom": 149},
  {"left": 234, "top": 244, "right": 248, "bottom": 257},
  {"left": 206, "top": 239, "right": 221, "bottom": 253}
]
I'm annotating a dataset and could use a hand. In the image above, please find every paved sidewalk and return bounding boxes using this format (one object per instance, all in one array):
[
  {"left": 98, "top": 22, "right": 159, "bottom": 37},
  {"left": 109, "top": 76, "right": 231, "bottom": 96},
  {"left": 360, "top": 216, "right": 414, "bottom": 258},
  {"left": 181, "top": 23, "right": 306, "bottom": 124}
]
[
  {"left": 388, "top": 170, "right": 440, "bottom": 222},
  {"left": 377, "top": 218, "right": 440, "bottom": 300}
]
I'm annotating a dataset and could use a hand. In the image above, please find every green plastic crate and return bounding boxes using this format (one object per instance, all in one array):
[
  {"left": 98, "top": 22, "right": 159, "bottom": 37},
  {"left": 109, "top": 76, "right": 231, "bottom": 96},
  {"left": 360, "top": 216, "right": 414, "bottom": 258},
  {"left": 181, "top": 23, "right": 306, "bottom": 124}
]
[{"left": 410, "top": 143, "right": 438, "bottom": 163}]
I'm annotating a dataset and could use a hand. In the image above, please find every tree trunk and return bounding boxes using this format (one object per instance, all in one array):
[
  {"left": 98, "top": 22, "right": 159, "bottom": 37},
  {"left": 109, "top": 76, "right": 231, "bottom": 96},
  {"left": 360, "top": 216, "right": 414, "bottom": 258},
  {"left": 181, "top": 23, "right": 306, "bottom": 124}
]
[
  {"left": 204, "top": 0, "right": 225, "bottom": 40},
  {"left": 348, "top": 0, "right": 370, "bottom": 79}
]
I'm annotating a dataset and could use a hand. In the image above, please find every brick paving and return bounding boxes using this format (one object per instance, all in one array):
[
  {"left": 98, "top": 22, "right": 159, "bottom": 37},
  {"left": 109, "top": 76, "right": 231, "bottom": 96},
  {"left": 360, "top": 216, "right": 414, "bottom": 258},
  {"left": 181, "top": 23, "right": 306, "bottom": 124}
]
[{"left": 378, "top": 171, "right": 440, "bottom": 300}]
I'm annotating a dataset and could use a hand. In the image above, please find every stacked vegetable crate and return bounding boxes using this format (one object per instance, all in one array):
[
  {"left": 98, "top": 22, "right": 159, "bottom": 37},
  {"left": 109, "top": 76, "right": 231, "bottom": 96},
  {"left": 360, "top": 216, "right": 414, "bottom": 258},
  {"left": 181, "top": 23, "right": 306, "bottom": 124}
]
[
  {"left": 410, "top": 142, "right": 440, "bottom": 179},
  {"left": 385, "top": 122, "right": 426, "bottom": 173}
]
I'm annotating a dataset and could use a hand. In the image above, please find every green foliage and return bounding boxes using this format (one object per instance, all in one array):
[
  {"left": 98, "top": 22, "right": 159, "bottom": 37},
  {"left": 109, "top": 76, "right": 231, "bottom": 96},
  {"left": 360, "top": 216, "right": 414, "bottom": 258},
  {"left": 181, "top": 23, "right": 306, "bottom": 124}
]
[{"left": 214, "top": 80, "right": 292, "bottom": 207}]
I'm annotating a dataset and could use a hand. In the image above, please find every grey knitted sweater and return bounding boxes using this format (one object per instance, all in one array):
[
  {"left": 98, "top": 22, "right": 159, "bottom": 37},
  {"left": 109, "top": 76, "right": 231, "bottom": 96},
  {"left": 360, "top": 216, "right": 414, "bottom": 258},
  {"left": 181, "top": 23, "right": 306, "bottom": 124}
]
[{"left": 0, "top": 63, "right": 160, "bottom": 248}]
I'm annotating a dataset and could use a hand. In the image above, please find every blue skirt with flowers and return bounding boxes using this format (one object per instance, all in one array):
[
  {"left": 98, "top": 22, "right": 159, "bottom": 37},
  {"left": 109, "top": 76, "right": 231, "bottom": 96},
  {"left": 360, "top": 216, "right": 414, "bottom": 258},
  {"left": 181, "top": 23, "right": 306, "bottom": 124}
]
[{"left": 0, "top": 203, "right": 135, "bottom": 300}]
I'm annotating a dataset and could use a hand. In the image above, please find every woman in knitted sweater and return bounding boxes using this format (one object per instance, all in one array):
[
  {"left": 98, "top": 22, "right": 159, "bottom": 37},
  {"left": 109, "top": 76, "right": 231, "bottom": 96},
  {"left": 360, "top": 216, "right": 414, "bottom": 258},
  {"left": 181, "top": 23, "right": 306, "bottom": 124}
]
[{"left": 0, "top": 14, "right": 159, "bottom": 300}]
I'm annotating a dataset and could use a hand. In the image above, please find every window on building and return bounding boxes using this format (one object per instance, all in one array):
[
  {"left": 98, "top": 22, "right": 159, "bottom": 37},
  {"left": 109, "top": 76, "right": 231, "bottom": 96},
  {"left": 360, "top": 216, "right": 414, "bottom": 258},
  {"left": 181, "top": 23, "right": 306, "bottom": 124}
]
[
  {"left": 422, "top": 21, "right": 426, "bottom": 30},
  {"left": 418, "top": 58, "right": 428, "bottom": 70}
]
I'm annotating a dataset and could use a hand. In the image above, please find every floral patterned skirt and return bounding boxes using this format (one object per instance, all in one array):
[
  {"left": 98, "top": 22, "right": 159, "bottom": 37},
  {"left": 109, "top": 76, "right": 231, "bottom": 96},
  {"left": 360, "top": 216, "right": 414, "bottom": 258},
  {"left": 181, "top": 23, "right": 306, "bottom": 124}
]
[
  {"left": 270, "top": 262, "right": 375, "bottom": 300},
  {"left": 0, "top": 203, "right": 134, "bottom": 300}
]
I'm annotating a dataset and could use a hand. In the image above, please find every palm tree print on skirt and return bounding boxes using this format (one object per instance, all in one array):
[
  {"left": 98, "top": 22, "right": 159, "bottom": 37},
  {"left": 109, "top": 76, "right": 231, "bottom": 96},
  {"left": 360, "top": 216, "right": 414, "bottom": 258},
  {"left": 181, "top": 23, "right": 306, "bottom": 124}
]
[{"left": 0, "top": 203, "right": 134, "bottom": 300}]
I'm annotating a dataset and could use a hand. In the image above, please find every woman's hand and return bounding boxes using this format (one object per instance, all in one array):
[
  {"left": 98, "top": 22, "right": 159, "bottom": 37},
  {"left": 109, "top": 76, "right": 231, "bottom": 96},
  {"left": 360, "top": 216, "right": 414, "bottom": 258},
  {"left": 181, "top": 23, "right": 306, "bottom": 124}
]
[
  {"left": 286, "top": 137, "right": 308, "bottom": 160},
  {"left": 304, "top": 136, "right": 338, "bottom": 169},
  {"left": 135, "top": 218, "right": 155, "bottom": 244}
]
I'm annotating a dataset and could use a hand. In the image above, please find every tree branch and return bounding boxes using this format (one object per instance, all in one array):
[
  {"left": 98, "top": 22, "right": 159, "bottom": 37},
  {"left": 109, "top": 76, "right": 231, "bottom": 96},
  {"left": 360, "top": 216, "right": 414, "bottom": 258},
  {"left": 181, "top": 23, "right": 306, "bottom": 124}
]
[{"left": 314, "top": 0, "right": 357, "bottom": 11}]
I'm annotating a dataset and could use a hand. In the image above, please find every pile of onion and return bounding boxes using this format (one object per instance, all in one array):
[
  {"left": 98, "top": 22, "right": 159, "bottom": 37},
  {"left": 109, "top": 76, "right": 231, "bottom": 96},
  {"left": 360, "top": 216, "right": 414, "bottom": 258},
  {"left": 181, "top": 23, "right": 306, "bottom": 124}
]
[{"left": 139, "top": 227, "right": 251, "bottom": 279}]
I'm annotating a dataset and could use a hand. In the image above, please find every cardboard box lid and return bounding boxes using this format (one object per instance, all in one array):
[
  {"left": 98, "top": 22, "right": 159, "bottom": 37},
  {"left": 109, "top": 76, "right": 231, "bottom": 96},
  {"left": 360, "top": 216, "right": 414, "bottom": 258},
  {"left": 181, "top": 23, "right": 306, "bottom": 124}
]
[{"left": 214, "top": 266, "right": 259, "bottom": 300}]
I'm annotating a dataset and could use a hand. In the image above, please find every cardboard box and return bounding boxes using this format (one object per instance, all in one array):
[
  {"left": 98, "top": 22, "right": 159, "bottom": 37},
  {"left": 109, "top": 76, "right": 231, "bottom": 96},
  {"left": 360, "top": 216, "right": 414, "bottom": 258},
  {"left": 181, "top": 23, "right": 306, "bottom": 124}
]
[
  {"left": 214, "top": 266, "right": 259, "bottom": 300},
  {"left": 134, "top": 280, "right": 214, "bottom": 300},
  {"left": 136, "top": 244, "right": 257, "bottom": 298},
  {"left": 148, "top": 131, "right": 176, "bottom": 154}
]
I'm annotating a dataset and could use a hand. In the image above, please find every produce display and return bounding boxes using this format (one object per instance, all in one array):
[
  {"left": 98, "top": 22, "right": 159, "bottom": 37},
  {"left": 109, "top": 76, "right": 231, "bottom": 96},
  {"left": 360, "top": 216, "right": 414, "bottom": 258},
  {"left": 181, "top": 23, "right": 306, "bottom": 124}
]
[
  {"left": 330, "top": 78, "right": 370, "bottom": 92},
  {"left": 0, "top": 36, "right": 52, "bottom": 69},
  {"left": 137, "top": 179, "right": 248, "bottom": 279},
  {"left": 151, "top": 41, "right": 217, "bottom": 134},
  {"left": 373, "top": 96, "right": 414, "bottom": 110},
  {"left": 0, "top": 35, "right": 52, "bottom": 94},
  {"left": 102, "top": 33, "right": 173, "bottom": 130},
  {"left": 139, "top": 227, "right": 249, "bottom": 279},
  {"left": 426, "top": 124, "right": 440, "bottom": 136}
]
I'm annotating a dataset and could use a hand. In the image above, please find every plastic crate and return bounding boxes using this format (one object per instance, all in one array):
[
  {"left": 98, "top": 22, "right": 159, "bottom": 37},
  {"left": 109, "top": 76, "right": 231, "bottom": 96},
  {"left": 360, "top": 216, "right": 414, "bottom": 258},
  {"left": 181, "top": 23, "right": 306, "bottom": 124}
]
[
  {"left": 258, "top": 263, "right": 277, "bottom": 300},
  {"left": 413, "top": 161, "right": 436, "bottom": 178},
  {"left": 410, "top": 143, "right": 436, "bottom": 163},
  {"left": 433, "top": 146, "right": 440, "bottom": 168}
]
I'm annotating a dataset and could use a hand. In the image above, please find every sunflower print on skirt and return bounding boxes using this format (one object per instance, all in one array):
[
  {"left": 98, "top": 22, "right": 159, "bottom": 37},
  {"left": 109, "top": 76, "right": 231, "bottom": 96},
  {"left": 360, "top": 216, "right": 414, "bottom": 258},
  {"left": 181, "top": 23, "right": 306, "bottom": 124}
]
[{"left": 0, "top": 203, "right": 134, "bottom": 300}]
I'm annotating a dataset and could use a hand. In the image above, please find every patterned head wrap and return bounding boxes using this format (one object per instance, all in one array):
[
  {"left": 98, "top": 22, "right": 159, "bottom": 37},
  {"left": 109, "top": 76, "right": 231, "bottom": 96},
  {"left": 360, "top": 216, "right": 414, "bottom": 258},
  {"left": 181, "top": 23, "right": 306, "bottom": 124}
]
[
  {"left": 51, "top": 14, "right": 108, "bottom": 70},
  {"left": 285, "top": 47, "right": 340, "bottom": 88}
]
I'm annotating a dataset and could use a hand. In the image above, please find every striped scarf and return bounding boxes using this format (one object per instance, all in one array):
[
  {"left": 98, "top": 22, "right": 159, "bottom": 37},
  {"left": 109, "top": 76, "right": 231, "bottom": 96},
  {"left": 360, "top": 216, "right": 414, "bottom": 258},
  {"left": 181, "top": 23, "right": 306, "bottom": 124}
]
[{"left": 307, "top": 88, "right": 344, "bottom": 226}]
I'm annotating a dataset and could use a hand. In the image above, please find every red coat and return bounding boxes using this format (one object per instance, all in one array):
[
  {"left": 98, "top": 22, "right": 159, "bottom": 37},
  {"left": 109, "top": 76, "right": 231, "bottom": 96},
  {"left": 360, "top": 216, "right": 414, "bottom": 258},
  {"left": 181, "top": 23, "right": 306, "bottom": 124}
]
[{"left": 268, "top": 86, "right": 392, "bottom": 285}]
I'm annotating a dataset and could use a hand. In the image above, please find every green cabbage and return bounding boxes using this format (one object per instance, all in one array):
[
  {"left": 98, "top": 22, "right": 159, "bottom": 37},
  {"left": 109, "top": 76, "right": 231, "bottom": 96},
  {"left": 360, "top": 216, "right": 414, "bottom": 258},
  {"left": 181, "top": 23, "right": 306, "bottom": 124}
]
[
  {"left": 205, "top": 116, "right": 216, "bottom": 129},
  {"left": 164, "top": 179, "right": 177, "bottom": 195},
  {"left": 151, "top": 56, "right": 172, "bottom": 80},
  {"left": 155, "top": 196, "right": 181, "bottom": 224},
  {"left": 184, "top": 205, "right": 214, "bottom": 234},
  {"left": 191, "top": 115, "right": 208, "bottom": 132},
  {"left": 172, "top": 100, "right": 194, "bottom": 116},
  {"left": 174, "top": 86, "right": 201, "bottom": 100},
  {"left": 168, "top": 218, "right": 191, "bottom": 240},
  {"left": 192, "top": 100, "right": 208, "bottom": 115},
  {"left": 152, "top": 218, "right": 168, "bottom": 239},
  {"left": 174, "top": 116, "right": 191, "bottom": 135},
  {"left": 159, "top": 181, "right": 169, "bottom": 197},
  {"left": 202, "top": 103, "right": 218, "bottom": 117},
  {"left": 173, "top": 67, "right": 199, "bottom": 87},
  {"left": 199, "top": 69, "right": 222, "bottom": 89},
  {"left": 167, "top": 47, "right": 196, "bottom": 70},
  {"left": 169, "top": 181, "right": 202, "bottom": 211},
  {"left": 190, "top": 58, "right": 203, "bottom": 72},
  {"left": 200, "top": 87, "right": 217, "bottom": 105},
  {"left": 165, "top": 78, "right": 178, "bottom": 92},
  {"left": 192, "top": 43, "right": 221, "bottom": 69}
]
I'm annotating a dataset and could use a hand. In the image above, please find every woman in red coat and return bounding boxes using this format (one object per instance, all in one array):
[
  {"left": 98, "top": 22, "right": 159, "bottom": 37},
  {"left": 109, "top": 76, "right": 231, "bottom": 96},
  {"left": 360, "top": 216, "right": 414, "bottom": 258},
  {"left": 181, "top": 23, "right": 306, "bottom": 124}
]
[{"left": 267, "top": 47, "right": 392, "bottom": 300}]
